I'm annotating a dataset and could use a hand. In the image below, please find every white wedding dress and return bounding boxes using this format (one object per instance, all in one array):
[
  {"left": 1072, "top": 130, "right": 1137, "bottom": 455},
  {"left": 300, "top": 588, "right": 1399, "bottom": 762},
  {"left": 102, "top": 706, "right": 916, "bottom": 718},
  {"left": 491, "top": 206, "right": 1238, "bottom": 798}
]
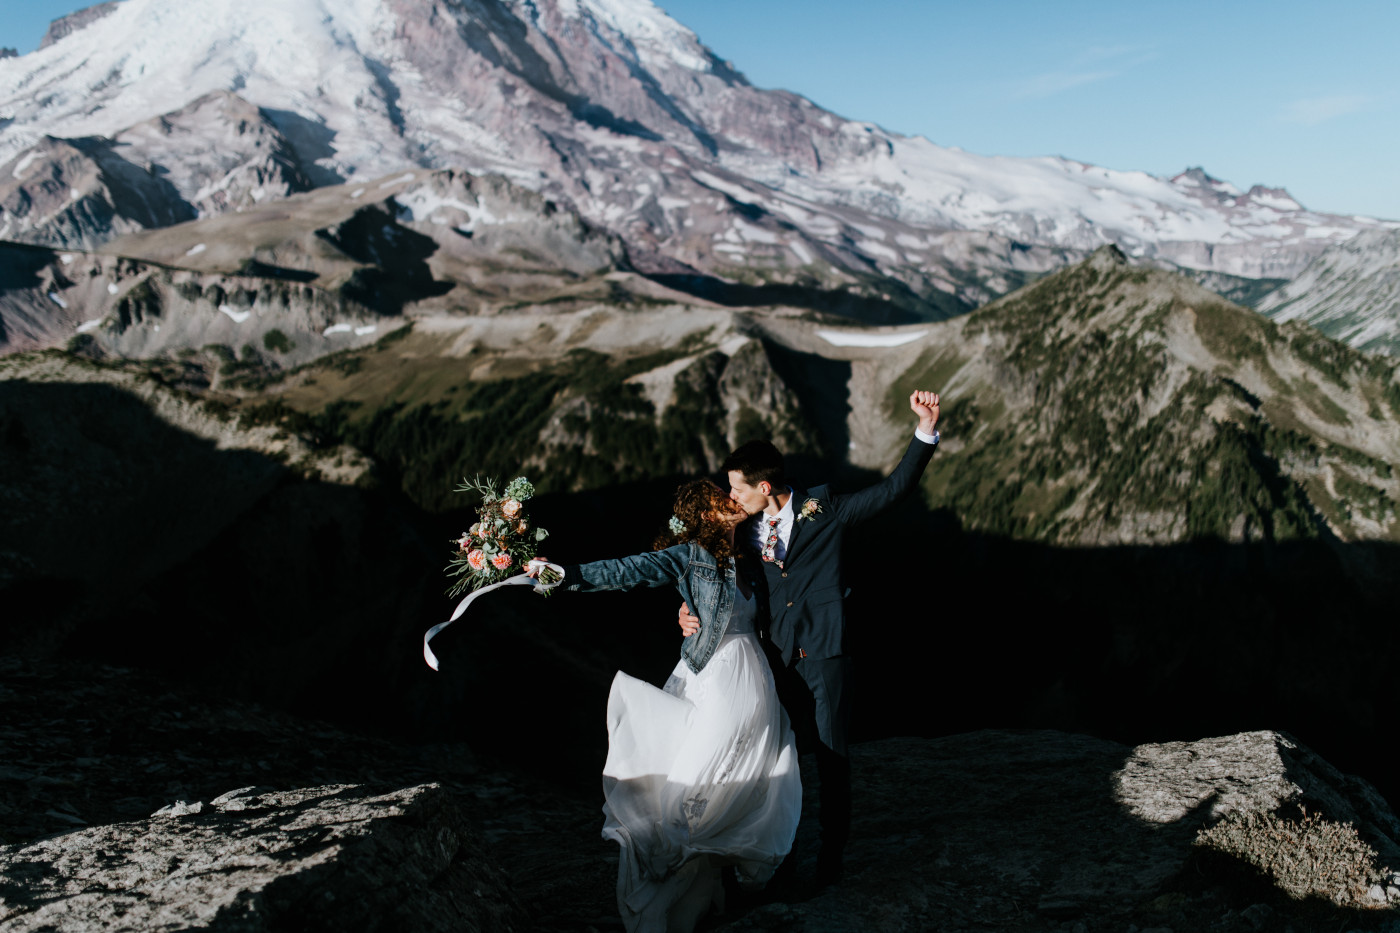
[{"left": 601, "top": 587, "right": 801, "bottom": 933}]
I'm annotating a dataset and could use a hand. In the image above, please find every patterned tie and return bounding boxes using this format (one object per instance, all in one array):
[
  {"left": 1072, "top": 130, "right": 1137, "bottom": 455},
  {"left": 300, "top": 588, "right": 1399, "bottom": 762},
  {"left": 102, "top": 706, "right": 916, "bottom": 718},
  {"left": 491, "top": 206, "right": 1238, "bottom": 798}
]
[{"left": 761, "top": 516, "right": 782, "bottom": 567}]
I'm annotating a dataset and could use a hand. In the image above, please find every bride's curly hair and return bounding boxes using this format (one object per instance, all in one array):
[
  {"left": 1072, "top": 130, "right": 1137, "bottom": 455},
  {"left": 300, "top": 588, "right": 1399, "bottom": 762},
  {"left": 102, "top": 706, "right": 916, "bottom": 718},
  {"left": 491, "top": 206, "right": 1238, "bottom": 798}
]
[{"left": 652, "top": 479, "right": 741, "bottom": 571}]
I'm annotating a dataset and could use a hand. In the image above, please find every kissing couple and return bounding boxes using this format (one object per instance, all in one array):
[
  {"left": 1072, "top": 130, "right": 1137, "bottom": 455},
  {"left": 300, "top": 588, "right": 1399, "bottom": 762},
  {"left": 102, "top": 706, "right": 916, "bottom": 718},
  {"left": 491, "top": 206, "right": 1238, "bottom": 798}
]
[{"left": 528, "top": 388, "right": 941, "bottom": 933}]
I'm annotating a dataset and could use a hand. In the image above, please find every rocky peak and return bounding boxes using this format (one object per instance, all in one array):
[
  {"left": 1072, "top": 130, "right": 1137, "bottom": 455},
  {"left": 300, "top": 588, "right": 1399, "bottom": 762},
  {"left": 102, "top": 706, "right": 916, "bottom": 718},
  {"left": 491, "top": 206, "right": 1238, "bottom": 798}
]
[
  {"left": 0, "top": 48, "right": 17, "bottom": 60},
  {"left": 937, "top": 248, "right": 1400, "bottom": 545},
  {"left": 1087, "top": 243, "right": 1129, "bottom": 271},
  {"left": 1173, "top": 166, "right": 1223, "bottom": 187},
  {"left": 1243, "top": 184, "right": 1304, "bottom": 210},
  {"left": 0, "top": 134, "right": 197, "bottom": 249},
  {"left": 38, "top": 2, "right": 121, "bottom": 50},
  {"left": 1170, "top": 165, "right": 1243, "bottom": 205}
]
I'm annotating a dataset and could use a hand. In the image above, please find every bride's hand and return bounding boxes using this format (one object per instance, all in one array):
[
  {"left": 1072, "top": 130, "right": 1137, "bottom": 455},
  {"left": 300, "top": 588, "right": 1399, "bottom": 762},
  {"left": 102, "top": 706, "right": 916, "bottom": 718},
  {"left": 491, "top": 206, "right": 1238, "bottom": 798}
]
[
  {"left": 678, "top": 602, "right": 700, "bottom": 636},
  {"left": 526, "top": 557, "right": 550, "bottom": 578}
]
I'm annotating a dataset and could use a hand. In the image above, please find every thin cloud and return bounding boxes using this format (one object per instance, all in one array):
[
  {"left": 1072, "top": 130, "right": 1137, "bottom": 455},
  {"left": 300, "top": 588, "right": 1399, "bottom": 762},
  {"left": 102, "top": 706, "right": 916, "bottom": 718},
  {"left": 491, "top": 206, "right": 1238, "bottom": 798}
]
[
  {"left": 1281, "top": 95, "right": 1372, "bottom": 126},
  {"left": 1012, "top": 70, "right": 1117, "bottom": 100},
  {"left": 1009, "top": 44, "right": 1155, "bottom": 100}
]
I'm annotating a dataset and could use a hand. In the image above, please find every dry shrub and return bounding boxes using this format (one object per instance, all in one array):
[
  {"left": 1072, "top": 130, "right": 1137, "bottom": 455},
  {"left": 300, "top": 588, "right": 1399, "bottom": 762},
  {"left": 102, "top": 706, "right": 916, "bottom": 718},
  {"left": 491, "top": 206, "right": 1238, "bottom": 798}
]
[{"left": 1194, "top": 808, "right": 1391, "bottom": 908}]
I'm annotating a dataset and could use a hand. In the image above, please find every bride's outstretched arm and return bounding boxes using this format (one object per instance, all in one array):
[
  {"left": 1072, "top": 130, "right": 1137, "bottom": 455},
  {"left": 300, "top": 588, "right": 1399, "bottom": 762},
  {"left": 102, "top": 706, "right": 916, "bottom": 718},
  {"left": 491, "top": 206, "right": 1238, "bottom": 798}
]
[{"left": 531, "top": 544, "right": 691, "bottom": 593}]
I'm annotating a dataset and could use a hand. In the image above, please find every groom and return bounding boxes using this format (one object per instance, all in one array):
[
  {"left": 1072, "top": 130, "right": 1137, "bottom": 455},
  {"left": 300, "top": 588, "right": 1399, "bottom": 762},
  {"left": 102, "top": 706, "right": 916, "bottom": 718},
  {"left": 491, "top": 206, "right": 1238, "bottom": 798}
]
[{"left": 680, "top": 389, "right": 941, "bottom": 885}]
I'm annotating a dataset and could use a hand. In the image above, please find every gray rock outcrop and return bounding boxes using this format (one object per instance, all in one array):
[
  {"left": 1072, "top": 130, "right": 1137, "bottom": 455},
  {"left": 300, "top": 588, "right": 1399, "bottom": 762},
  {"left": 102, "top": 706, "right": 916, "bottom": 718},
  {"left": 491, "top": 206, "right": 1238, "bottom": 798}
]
[
  {"left": 714, "top": 731, "right": 1400, "bottom": 932},
  {"left": 0, "top": 783, "right": 523, "bottom": 932}
]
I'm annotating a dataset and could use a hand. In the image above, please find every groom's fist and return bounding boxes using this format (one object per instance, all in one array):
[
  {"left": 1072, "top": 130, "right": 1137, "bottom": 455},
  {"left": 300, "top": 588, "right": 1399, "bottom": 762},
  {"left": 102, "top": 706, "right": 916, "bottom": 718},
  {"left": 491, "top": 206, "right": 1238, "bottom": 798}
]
[{"left": 909, "top": 390, "right": 940, "bottom": 431}]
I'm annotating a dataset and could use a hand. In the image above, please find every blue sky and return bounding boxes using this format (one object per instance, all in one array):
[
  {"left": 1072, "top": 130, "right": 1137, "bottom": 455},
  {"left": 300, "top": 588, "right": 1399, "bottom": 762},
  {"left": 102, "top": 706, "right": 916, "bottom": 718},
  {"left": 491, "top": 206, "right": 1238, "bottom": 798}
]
[{"left": 4, "top": 0, "right": 1397, "bottom": 219}]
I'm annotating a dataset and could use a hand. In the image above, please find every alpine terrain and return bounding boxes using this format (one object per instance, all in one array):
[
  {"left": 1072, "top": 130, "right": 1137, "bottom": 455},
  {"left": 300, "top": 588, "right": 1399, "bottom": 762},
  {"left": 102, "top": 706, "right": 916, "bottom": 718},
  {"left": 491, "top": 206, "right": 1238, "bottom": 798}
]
[{"left": 4, "top": 2, "right": 1400, "bottom": 929}]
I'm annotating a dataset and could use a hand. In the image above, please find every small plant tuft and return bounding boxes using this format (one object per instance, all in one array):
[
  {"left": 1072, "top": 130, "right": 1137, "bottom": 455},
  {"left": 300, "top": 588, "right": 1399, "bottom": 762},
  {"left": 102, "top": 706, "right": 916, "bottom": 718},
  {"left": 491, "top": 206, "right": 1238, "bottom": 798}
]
[{"left": 1194, "top": 808, "right": 1391, "bottom": 908}]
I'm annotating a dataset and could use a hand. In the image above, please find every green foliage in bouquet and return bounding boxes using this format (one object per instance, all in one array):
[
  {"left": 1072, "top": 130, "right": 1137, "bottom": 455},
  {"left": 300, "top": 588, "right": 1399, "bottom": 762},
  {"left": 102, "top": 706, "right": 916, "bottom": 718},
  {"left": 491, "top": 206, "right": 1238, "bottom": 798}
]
[{"left": 446, "top": 475, "right": 559, "bottom": 598}]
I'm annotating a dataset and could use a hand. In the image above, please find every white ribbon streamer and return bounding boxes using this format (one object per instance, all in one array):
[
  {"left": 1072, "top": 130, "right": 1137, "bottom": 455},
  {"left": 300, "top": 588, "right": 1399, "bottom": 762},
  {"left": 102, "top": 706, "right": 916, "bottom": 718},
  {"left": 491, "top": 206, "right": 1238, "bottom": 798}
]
[{"left": 423, "top": 561, "right": 564, "bottom": 671}]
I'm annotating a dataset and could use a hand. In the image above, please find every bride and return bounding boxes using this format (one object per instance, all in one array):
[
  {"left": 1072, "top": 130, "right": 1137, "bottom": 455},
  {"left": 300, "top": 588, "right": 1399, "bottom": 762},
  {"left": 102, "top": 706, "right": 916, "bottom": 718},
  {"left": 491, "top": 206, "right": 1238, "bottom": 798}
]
[{"left": 530, "top": 479, "right": 801, "bottom": 933}]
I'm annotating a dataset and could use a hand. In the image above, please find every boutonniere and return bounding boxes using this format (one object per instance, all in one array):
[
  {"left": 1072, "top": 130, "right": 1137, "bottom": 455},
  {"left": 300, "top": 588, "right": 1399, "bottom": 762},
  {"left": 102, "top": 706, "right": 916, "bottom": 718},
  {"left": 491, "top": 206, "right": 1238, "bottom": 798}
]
[{"left": 796, "top": 498, "right": 823, "bottom": 522}]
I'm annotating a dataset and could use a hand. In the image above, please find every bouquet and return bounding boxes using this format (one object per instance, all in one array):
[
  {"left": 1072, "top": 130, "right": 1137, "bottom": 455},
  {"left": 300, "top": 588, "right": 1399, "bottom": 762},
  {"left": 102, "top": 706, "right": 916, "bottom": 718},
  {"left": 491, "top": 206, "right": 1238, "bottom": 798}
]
[{"left": 446, "top": 475, "right": 560, "bottom": 597}]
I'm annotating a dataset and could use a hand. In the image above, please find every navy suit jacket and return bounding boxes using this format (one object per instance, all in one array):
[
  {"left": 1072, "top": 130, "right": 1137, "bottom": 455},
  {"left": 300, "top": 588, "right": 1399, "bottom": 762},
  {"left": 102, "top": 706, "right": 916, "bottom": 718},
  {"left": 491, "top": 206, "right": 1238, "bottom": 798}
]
[{"left": 758, "top": 436, "right": 936, "bottom": 664}]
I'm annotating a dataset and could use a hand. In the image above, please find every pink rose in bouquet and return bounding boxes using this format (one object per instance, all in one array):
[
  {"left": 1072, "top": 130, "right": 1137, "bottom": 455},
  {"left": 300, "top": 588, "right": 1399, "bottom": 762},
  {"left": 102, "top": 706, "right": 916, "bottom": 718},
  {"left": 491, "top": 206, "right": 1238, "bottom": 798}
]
[{"left": 446, "top": 475, "right": 556, "bottom": 598}]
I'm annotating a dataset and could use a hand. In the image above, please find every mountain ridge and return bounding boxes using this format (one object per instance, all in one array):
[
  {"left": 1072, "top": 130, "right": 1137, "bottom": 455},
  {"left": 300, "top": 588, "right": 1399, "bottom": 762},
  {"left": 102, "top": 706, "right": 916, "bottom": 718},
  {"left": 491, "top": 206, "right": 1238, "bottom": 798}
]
[
  {"left": 1258, "top": 228, "right": 1400, "bottom": 356},
  {"left": 2, "top": 0, "right": 1393, "bottom": 317}
]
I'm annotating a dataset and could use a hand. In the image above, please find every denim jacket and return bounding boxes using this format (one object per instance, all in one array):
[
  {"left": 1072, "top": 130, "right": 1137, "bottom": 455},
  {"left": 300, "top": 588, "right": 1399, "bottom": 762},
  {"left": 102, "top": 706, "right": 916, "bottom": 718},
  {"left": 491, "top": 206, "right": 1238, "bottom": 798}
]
[{"left": 561, "top": 542, "right": 763, "bottom": 674}]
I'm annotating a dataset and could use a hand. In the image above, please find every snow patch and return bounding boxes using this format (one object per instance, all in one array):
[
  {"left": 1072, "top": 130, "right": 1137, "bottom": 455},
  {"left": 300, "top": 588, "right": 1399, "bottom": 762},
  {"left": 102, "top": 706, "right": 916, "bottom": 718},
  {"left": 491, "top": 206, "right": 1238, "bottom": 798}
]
[
  {"left": 186, "top": 243, "right": 207, "bottom": 256},
  {"left": 106, "top": 283, "right": 119, "bottom": 295},
  {"left": 718, "top": 335, "right": 750, "bottom": 355},
  {"left": 379, "top": 173, "right": 416, "bottom": 189},
  {"left": 735, "top": 220, "right": 778, "bottom": 244},
  {"left": 351, "top": 188, "right": 366, "bottom": 199},
  {"left": 76, "top": 319, "right": 103, "bottom": 333},
  {"left": 59, "top": 253, "right": 74, "bottom": 265},
  {"left": 817, "top": 329, "right": 927, "bottom": 348},
  {"left": 354, "top": 324, "right": 377, "bottom": 336},
  {"left": 323, "top": 323, "right": 354, "bottom": 336},
  {"left": 47, "top": 292, "right": 68, "bottom": 308},
  {"left": 691, "top": 170, "right": 762, "bottom": 207},
  {"left": 858, "top": 239, "right": 899, "bottom": 262},
  {"left": 395, "top": 186, "right": 480, "bottom": 224},
  {"left": 1249, "top": 191, "right": 1303, "bottom": 212},
  {"left": 219, "top": 305, "right": 250, "bottom": 323},
  {"left": 790, "top": 241, "right": 813, "bottom": 264},
  {"left": 11, "top": 151, "right": 39, "bottom": 179},
  {"left": 69, "top": 188, "right": 83, "bottom": 201}
]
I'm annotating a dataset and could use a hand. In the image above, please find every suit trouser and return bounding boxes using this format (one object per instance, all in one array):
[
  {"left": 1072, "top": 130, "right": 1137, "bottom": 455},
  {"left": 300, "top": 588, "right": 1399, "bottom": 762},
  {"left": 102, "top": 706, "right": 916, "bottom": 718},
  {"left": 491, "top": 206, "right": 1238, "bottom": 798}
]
[{"left": 770, "top": 651, "right": 852, "bottom": 855}]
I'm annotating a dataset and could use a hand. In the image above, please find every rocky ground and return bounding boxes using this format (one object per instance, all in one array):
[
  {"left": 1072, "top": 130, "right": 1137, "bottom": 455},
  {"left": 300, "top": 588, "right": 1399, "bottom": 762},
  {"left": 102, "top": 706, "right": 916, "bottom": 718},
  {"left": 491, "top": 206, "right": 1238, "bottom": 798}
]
[
  {"left": 0, "top": 657, "right": 615, "bottom": 932},
  {"left": 3, "top": 657, "right": 1400, "bottom": 932}
]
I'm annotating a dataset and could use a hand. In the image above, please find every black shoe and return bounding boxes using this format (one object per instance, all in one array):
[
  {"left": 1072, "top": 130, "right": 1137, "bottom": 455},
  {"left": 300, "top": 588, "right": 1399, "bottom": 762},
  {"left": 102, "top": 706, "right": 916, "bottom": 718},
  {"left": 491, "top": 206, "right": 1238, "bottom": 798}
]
[{"left": 815, "top": 848, "right": 844, "bottom": 887}]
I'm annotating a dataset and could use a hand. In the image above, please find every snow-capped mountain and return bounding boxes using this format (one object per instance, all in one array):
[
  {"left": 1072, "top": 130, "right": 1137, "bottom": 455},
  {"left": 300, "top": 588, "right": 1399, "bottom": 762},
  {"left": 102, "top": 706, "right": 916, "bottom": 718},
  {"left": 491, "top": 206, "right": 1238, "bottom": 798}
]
[
  {"left": 1257, "top": 229, "right": 1400, "bottom": 355},
  {"left": 0, "top": 0, "right": 1393, "bottom": 314}
]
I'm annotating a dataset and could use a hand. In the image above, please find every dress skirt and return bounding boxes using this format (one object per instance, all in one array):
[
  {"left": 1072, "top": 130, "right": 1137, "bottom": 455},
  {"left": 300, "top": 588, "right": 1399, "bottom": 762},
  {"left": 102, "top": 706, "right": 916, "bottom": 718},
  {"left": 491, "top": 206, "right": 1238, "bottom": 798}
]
[{"left": 601, "top": 630, "right": 801, "bottom": 933}]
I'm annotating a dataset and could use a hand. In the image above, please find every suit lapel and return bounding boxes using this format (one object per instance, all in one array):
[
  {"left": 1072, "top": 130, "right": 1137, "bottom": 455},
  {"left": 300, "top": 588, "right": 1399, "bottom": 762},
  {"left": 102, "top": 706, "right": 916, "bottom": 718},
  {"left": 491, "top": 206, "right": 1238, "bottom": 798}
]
[{"left": 782, "top": 487, "right": 810, "bottom": 566}]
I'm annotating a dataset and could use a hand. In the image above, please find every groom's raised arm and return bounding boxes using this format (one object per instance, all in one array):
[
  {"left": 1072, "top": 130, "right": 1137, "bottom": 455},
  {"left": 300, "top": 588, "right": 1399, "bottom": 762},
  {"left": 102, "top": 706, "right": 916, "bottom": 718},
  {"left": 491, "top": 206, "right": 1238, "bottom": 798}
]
[{"left": 832, "top": 390, "right": 940, "bottom": 526}]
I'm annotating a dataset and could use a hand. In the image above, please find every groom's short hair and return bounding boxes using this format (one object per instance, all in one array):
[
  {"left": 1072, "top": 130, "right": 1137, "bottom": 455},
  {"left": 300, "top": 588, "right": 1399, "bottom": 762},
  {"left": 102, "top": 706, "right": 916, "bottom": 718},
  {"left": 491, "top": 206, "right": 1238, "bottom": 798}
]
[{"left": 723, "top": 440, "right": 785, "bottom": 489}]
